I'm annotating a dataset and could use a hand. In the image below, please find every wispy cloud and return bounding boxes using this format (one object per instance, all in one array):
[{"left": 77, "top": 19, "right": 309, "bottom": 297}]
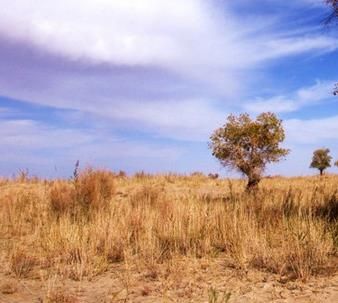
[
  {"left": 0, "top": 0, "right": 336, "bottom": 141},
  {"left": 0, "top": 0, "right": 336, "bottom": 79},
  {"left": 0, "top": 0, "right": 337, "bottom": 176},
  {"left": 285, "top": 115, "right": 338, "bottom": 144},
  {"left": 243, "top": 81, "right": 336, "bottom": 113},
  {"left": 0, "top": 116, "right": 184, "bottom": 176}
]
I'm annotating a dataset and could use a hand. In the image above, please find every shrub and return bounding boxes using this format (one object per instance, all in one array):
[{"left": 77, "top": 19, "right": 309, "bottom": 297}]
[
  {"left": 313, "top": 192, "right": 338, "bottom": 222},
  {"left": 45, "top": 289, "right": 79, "bottom": 303},
  {"left": 129, "top": 185, "right": 162, "bottom": 208},
  {"left": 16, "top": 169, "right": 30, "bottom": 183},
  {"left": 9, "top": 249, "right": 37, "bottom": 278},
  {"left": 116, "top": 170, "right": 127, "bottom": 178},
  {"left": 0, "top": 280, "right": 18, "bottom": 294},
  {"left": 75, "top": 168, "right": 115, "bottom": 212},
  {"left": 50, "top": 182, "right": 76, "bottom": 216},
  {"left": 49, "top": 168, "right": 115, "bottom": 217},
  {"left": 134, "top": 171, "right": 151, "bottom": 179},
  {"left": 191, "top": 171, "right": 206, "bottom": 178},
  {"left": 208, "top": 173, "right": 219, "bottom": 179}
]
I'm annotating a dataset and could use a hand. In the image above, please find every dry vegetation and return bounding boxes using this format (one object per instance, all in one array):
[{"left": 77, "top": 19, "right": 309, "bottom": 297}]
[{"left": 0, "top": 169, "right": 337, "bottom": 302}]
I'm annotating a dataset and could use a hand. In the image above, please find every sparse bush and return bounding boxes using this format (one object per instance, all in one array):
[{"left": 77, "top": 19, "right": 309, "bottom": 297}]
[
  {"left": 72, "top": 160, "right": 80, "bottom": 182},
  {"left": 75, "top": 168, "right": 115, "bottom": 212},
  {"left": 49, "top": 168, "right": 115, "bottom": 217},
  {"left": 106, "top": 243, "right": 125, "bottom": 263},
  {"left": 45, "top": 289, "right": 79, "bottom": 303},
  {"left": 9, "top": 249, "right": 37, "bottom": 278},
  {"left": 208, "top": 173, "right": 219, "bottom": 179},
  {"left": 16, "top": 168, "right": 30, "bottom": 183},
  {"left": 0, "top": 280, "right": 18, "bottom": 294},
  {"left": 116, "top": 170, "right": 127, "bottom": 178},
  {"left": 129, "top": 185, "right": 162, "bottom": 208},
  {"left": 313, "top": 192, "right": 338, "bottom": 222},
  {"left": 134, "top": 171, "right": 151, "bottom": 179},
  {"left": 251, "top": 219, "right": 333, "bottom": 281},
  {"left": 191, "top": 171, "right": 205, "bottom": 178},
  {"left": 208, "top": 287, "right": 231, "bottom": 303},
  {"left": 49, "top": 182, "right": 76, "bottom": 216}
]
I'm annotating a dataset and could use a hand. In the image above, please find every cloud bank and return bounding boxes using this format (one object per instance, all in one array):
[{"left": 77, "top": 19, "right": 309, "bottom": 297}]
[{"left": 0, "top": 0, "right": 337, "bottom": 176}]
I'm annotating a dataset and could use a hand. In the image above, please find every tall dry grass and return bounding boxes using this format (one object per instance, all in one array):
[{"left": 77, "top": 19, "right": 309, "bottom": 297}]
[{"left": 0, "top": 171, "right": 337, "bottom": 284}]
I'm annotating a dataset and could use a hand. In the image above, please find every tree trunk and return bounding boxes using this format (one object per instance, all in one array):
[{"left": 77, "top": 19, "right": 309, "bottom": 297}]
[
  {"left": 246, "top": 175, "right": 260, "bottom": 191},
  {"left": 320, "top": 169, "right": 323, "bottom": 176}
]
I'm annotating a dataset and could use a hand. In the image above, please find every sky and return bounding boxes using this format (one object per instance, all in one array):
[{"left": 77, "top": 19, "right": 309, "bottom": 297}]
[{"left": 0, "top": 0, "right": 337, "bottom": 178}]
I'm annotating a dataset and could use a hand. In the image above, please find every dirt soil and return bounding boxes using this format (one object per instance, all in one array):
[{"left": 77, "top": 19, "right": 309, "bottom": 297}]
[{"left": 1, "top": 257, "right": 337, "bottom": 303}]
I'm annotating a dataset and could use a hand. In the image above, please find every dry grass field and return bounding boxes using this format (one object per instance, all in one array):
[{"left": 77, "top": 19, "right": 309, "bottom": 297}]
[{"left": 0, "top": 169, "right": 338, "bottom": 302}]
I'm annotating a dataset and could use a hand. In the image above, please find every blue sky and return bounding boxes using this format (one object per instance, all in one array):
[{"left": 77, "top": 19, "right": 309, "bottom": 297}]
[{"left": 0, "top": 0, "right": 337, "bottom": 177}]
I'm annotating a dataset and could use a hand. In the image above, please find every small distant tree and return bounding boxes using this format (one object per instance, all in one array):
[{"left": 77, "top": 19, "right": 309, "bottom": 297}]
[
  {"left": 310, "top": 148, "right": 332, "bottom": 176},
  {"left": 335, "top": 160, "right": 338, "bottom": 167},
  {"left": 209, "top": 112, "right": 289, "bottom": 190}
]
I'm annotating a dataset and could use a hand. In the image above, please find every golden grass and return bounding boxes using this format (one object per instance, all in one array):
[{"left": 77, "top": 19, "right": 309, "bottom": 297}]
[
  {"left": 45, "top": 289, "right": 79, "bottom": 303},
  {"left": 0, "top": 171, "right": 337, "bottom": 289}
]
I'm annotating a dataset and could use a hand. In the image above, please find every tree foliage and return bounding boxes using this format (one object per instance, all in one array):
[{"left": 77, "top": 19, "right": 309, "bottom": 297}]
[
  {"left": 325, "top": 0, "right": 338, "bottom": 24},
  {"left": 310, "top": 148, "right": 332, "bottom": 175},
  {"left": 325, "top": 1, "right": 338, "bottom": 95},
  {"left": 209, "top": 112, "right": 289, "bottom": 189}
]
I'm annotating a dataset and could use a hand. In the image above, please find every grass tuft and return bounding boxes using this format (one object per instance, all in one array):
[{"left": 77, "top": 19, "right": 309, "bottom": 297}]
[{"left": 0, "top": 172, "right": 337, "bottom": 283}]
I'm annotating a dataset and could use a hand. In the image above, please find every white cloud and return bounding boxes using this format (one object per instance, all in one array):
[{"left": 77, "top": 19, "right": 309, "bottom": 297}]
[
  {"left": 0, "top": 0, "right": 336, "bottom": 77},
  {"left": 0, "top": 117, "right": 182, "bottom": 157},
  {"left": 285, "top": 115, "right": 338, "bottom": 144},
  {"left": 257, "top": 36, "right": 338, "bottom": 61},
  {"left": 0, "top": 0, "right": 222, "bottom": 69},
  {"left": 0, "top": 119, "right": 94, "bottom": 148},
  {"left": 0, "top": 0, "right": 338, "bottom": 178},
  {"left": 244, "top": 81, "right": 336, "bottom": 113},
  {"left": 0, "top": 117, "right": 184, "bottom": 176},
  {"left": 81, "top": 99, "right": 228, "bottom": 141},
  {"left": 0, "top": 0, "right": 336, "bottom": 143}
]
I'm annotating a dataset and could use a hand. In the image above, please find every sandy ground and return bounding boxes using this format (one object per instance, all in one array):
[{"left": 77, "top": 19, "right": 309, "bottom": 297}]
[{"left": 1, "top": 257, "right": 337, "bottom": 303}]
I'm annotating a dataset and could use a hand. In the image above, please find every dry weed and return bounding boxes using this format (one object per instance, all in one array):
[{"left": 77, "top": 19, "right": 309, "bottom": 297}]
[
  {"left": 45, "top": 289, "right": 79, "bottom": 303},
  {"left": 9, "top": 249, "right": 37, "bottom": 278},
  {"left": 50, "top": 182, "right": 76, "bottom": 216},
  {"left": 75, "top": 168, "right": 115, "bottom": 212},
  {"left": 0, "top": 279, "right": 18, "bottom": 294},
  {"left": 0, "top": 172, "right": 337, "bottom": 283}
]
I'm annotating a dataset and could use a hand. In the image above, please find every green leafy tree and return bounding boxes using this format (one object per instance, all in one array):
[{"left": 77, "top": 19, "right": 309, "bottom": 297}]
[
  {"left": 310, "top": 148, "right": 332, "bottom": 176},
  {"left": 209, "top": 112, "right": 289, "bottom": 190}
]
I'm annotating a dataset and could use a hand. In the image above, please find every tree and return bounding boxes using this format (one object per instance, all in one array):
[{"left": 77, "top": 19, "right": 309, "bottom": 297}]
[
  {"left": 325, "top": 1, "right": 338, "bottom": 95},
  {"left": 310, "top": 148, "right": 332, "bottom": 175},
  {"left": 335, "top": 160, "right": 338, "bottom": 167},
  {"left": 325, "top": 0, "right": 338, "bottom": 24},
  {"left": 209, "top": 112, "right": 289, "bottom": 190}
]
